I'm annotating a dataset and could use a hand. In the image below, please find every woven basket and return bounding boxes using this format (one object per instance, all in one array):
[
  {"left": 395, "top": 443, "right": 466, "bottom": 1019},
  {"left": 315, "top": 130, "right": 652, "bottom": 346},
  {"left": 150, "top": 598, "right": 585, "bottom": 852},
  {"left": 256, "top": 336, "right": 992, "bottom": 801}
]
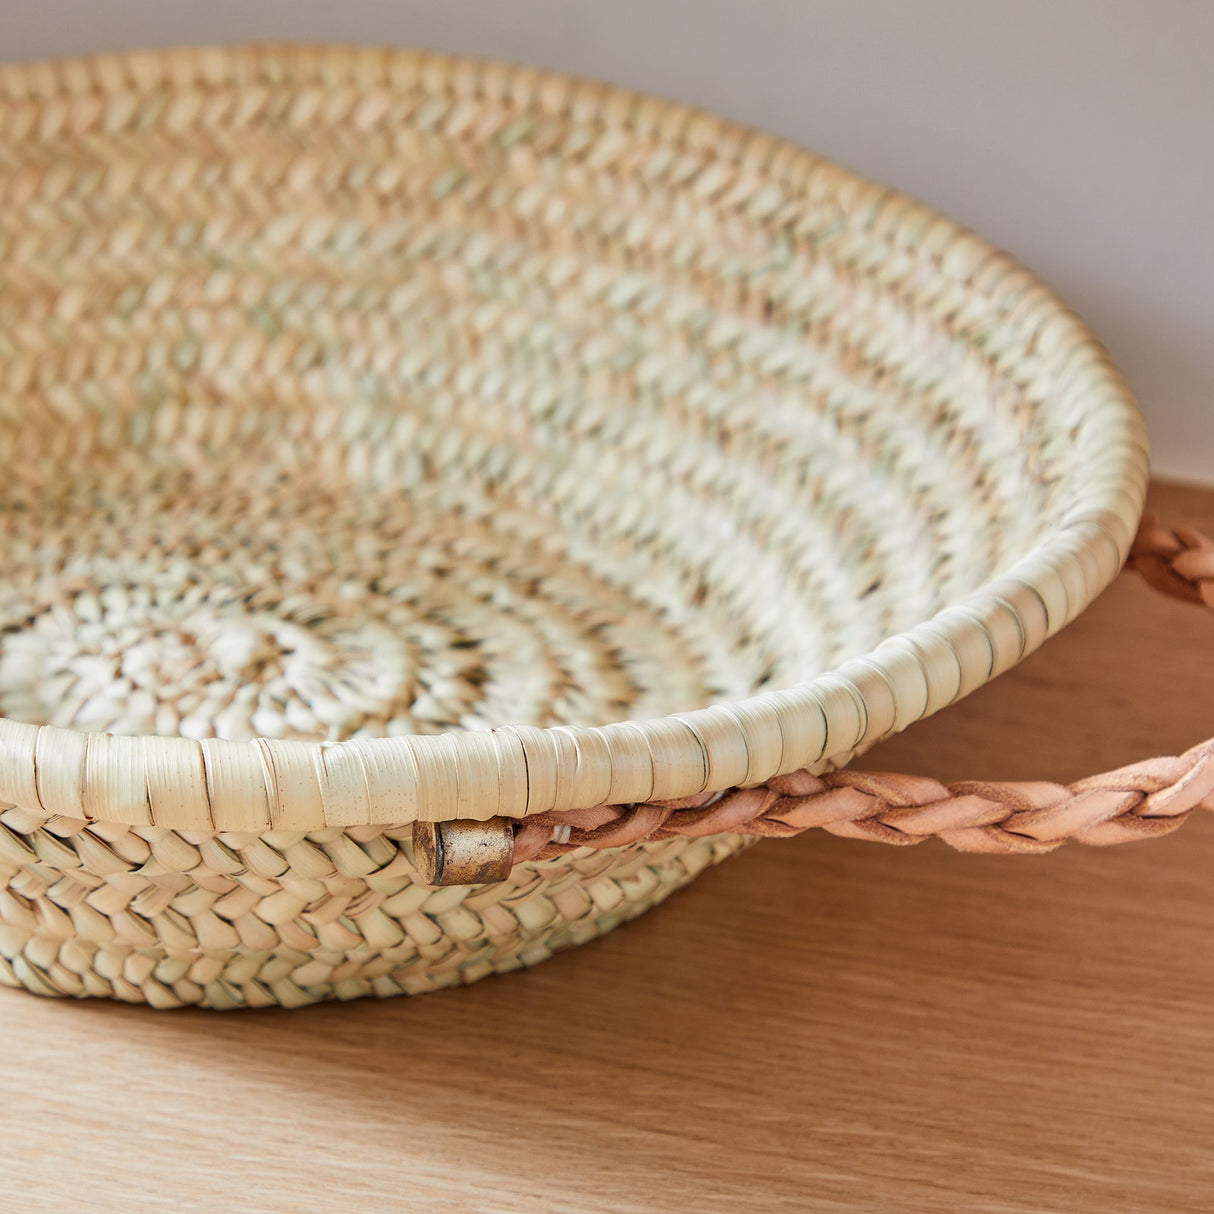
[{"left": 0, "top": 44, "right": 1163, "bottom": 1010}]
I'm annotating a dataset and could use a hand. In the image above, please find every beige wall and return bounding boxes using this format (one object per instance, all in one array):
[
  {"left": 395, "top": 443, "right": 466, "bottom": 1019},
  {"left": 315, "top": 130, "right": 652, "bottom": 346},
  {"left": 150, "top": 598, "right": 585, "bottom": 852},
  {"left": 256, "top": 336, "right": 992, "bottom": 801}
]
[{"left": 4, "top": 0, "right": 1211, "bottom": 483}]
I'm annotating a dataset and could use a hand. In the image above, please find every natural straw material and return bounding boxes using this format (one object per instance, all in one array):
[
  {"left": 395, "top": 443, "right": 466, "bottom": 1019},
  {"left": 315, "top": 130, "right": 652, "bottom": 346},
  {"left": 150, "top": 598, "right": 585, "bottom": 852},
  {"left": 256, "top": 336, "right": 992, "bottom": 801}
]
[{"left": 0, "top": 45, "right": 1150, "bottom": 1006}]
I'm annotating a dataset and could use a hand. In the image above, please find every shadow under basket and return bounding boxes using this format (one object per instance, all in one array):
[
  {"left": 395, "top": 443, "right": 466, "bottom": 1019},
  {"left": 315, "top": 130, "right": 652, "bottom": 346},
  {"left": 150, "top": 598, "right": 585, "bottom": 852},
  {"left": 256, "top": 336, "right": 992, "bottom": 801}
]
[{"left": 0, "top": 45, "right": 1151, "bottom": 1009}]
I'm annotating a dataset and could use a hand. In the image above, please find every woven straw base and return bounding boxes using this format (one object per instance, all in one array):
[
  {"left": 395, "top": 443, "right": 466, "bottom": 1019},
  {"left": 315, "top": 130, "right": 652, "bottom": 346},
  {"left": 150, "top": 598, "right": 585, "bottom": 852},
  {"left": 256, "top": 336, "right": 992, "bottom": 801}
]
[
  {"left": 0, "top": 809, "right": 748, "bottom": 1009},
  {"left": 0, "top": 44, "right": 1148, "bottom": 1010}
]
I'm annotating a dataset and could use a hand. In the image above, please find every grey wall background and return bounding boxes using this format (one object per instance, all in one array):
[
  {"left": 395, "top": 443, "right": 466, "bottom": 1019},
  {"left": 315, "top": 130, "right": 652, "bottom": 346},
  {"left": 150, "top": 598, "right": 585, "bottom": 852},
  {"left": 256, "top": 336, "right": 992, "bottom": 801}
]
[{"left": 3, "top": 0, "right": 1211, "bottom": 483}]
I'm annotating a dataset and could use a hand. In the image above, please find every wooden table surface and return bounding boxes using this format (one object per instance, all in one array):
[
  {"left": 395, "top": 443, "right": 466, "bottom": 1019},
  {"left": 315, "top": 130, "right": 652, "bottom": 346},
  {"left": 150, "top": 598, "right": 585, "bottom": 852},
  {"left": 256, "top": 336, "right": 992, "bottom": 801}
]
[{"left": 2, "top": 481, "right": 1212, "bottom": 1214}]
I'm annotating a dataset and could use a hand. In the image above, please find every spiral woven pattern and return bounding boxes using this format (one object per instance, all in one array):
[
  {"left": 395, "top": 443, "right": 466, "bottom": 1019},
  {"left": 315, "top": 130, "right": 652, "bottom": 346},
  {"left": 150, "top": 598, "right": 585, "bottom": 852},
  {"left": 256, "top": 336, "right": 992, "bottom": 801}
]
[{"left": 0, "top": 46, "right": 1149, "bottom": 1006}]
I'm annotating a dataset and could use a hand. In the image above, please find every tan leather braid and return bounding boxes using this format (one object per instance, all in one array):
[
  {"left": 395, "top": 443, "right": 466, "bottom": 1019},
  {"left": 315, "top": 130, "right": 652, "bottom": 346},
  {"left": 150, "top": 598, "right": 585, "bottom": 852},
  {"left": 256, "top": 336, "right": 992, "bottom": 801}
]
[
  {"left": 513, "top": 517, "right": 1214, "bottom": 862},
  {"left": 1127, "top": 515, "right": 1214, "bottom": 606}
]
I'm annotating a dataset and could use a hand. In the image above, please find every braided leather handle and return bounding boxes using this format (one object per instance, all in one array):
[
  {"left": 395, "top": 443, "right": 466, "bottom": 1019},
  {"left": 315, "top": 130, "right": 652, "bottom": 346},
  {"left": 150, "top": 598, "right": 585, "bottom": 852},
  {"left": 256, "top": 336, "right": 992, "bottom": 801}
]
[{"left": 505, "top": 518, "right": 1214, "bottom": 864}]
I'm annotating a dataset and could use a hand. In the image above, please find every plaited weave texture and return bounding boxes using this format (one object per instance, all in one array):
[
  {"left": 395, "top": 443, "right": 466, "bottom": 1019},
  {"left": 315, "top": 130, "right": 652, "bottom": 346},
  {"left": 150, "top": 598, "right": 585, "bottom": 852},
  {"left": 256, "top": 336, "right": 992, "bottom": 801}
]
[
  {"left": 0, "top": 809, "right": 747, "bottom": 1007},
  {"left": 0, "top": 45, "right": 1154, "bottom": 1007}
]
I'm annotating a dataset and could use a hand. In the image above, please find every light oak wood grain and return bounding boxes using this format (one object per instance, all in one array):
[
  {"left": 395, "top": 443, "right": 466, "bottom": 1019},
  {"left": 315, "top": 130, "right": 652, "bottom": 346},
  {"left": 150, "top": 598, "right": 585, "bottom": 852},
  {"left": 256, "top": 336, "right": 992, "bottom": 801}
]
[{"left": 1, "top": 481, "right": 1211, "bottom": 1214}]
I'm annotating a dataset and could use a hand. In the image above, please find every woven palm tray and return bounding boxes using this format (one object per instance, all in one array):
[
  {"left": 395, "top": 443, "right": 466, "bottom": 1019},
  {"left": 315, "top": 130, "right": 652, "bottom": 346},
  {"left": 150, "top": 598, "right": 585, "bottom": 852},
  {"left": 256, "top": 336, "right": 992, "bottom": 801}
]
[{"left": 2, "top": 44, "right": 1205, "bottom": 1011}]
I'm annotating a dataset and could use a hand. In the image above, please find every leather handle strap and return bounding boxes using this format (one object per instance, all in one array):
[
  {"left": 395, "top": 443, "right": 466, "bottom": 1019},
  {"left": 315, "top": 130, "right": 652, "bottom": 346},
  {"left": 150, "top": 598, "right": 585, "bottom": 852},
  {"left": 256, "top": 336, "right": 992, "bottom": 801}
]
[{"left": 501, "top": 517, "right": 1214, "bottom": 865}]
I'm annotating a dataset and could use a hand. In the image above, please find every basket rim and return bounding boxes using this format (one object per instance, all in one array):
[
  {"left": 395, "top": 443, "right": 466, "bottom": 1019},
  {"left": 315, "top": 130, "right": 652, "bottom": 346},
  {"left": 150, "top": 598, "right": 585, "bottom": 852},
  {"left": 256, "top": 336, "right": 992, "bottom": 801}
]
[{"left": 0, "top": 43, "right": 1151, "bottom": 832}]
